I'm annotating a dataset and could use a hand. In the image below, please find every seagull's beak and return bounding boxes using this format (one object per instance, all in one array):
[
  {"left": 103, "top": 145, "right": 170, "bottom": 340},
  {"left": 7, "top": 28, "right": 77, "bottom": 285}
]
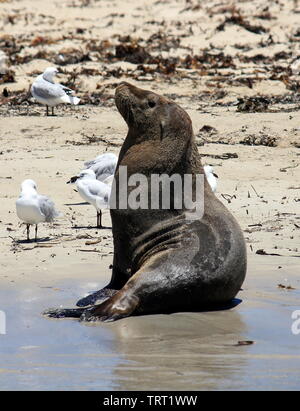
[
  {"left": 67, "top": 176, "right": 78, "bottom": 184},
  {"left": 213, "top": 173, "right": 219, "bottom": 178}
]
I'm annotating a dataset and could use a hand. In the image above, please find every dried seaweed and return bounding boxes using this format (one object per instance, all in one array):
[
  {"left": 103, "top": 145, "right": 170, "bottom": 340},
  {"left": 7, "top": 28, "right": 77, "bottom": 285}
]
[
  {"left": 237, "top": 97, "right": 270, "bottom": 112},
  {"left": 240, "top": 135, "right": 277, "bottom": 147},
  {"left": 254, "top": 11, "right": 274, "bottom": 20},
  {"left": 78, "top": 91, "right": 115, "bottom": 106},
  {"left": 114, "top": 43, "right": 152, "bottom": 64},
  {"left": 0, "top": 0, "right": 299, "bottom": 128},
  {"left": 146, "top": 31, "right": 181, "bottom": 52},
  {"left": 54, "top": 48, "right": 92, "bottom": 66},
  {"left": 217, "top": 9, "right": 268, "bottom": 34},
  {"left": 30, "top": 36, "right": 58, "bottom": 46},
  {"left": 0, "top": 69, "right": 15, "bottom": 84},
  {"left": 183, "top": 51, "right": 235, "bottom": 69},
  {"left": 87, "top": 39, "right": 112, "bottom": 53},
  {"left": 0, "top": 88, "right": 31, "bottom": 105},
  {"left": 199, "top": 125, "right": 218, "bottom": 134},
  {"left": 201, "top": 152, "right": 238, "bottom": 160}
]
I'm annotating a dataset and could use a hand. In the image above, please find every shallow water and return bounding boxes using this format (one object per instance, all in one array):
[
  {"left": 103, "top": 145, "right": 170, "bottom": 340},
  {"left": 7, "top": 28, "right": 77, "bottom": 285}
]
[{"left": 0, "top": 255, "right": 299, "bottom": 391}]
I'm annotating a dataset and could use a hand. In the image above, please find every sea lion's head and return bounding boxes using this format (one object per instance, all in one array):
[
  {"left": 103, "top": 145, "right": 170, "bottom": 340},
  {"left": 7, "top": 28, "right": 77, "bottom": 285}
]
[{"left": 115, "top": 82, "right": 192, "bottom": 144}]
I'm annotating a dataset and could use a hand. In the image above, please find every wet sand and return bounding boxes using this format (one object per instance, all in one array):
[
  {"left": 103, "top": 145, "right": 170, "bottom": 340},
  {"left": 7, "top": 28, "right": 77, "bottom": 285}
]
[
  {"left": 0, "top": 255, "right": 299, "bottom": 391},
  {"left": 0, "top": 0, "right": 300, "bottom": 391}
]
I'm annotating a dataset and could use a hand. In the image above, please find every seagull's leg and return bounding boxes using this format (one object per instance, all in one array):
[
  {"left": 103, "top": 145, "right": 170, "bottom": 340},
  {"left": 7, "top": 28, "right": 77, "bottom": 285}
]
[
  {"left": 35, "top": 225, "right": 38, "bottom": 242},
  {"left": 26, "top": 224, "right": 30, "bottom": 241},
  {"left": 46, "top": 106, "right": 49, "bottom": 116},
  {"left": 99, "top": 210, "right": 102, "bottom": 228},
  {"left": 97, "top": 210, "right": 102, "bottom": 228},
  {"left": 51, "top": 107, "right": 54, "bottom": 116}
]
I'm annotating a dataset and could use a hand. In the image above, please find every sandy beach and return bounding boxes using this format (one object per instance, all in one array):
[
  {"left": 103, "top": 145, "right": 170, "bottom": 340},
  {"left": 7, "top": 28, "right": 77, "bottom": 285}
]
[{"left": 0, "top": 0, "right": 299, "bottom": 391}]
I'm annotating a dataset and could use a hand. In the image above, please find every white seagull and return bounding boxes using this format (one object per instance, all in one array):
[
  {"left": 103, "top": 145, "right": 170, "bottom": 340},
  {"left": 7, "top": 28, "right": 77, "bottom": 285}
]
[
  {"left": 204, "top": 165, "right": 218, "bottom": 193},
  {"left": 16, "top": 179, "right": 61, "bottom": 241},
  {"left": 31, "top": 67, "right": 80, "bottom": 116},
  {"left": 67, "top": 169, "right": 111, "bottom": 228}
]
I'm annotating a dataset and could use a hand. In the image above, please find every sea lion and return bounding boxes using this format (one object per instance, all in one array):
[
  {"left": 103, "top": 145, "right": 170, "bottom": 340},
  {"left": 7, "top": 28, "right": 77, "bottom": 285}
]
[{"left": 44, "top": 82, "right": 247, "bottom": 322}]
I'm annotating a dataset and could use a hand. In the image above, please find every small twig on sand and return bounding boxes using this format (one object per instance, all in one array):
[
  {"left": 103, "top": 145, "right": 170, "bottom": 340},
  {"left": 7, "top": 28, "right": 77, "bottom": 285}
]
[
  {"left": 78, "top": 248, "right": 102, "bottom": 253},
  {"left": 251, "top": 184, "right": 261, "bottom": 198},
  {"left": 256, "top": 249, "right": 300, "bottom": 258},
  {"left": 221, "top": 193, "right": 236, "bottom": 203},
  {"left": 280, "top": 163, "right": 299, "bottom": 172},
  {"left": 85, "top": 239, "right": 102, "bottom": 245},
  {"left": 22, "top": 244, "right": 57, "bottom": 250}
]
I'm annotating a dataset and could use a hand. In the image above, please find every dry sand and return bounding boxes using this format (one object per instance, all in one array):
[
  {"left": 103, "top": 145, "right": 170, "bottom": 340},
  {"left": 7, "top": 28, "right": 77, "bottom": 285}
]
[{"left": 0, "top": 0, "right": 299, "bottom": 391}]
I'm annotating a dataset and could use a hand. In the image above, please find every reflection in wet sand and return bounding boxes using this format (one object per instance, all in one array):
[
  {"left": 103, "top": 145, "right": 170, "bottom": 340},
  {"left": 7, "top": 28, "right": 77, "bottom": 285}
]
[
  {"left": 104, "top": 310, "right": 249, "bottom": 390},
  {"left": 0, "top": 283, "right": 249, "bottom": 391},
  {"left": 0, "top": 255, "right": 299, "bottom": 390}
]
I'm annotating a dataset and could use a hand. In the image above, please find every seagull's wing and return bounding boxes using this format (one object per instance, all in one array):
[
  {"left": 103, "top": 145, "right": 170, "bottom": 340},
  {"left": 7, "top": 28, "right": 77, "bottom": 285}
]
[
  {"left": 95, "top": 185, "right": 111, "bottom": 209},
  {"left": 32, "top": 79, "right": 66, "bottom": 99},
  {"left": 59, "top": 84, "right": 74, "bottom": 95},
  {"left": 94, "top": 165, "right": 117, "bottom": 181},
  {"left": 86, "top": 180, "right": 109, "bottom": 197},
  {"left": 38, "top": 195, "right": 60, "bottom": 222}
]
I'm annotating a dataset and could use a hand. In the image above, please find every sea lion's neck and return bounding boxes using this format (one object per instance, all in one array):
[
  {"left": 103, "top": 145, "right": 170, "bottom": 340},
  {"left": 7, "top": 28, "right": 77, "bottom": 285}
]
[{"left": 118, "top": 130, "right": 202, "bottom": 177}]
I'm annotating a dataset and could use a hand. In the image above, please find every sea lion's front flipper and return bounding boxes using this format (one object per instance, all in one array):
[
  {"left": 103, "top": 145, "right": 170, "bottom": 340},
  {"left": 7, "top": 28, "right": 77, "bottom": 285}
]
[
  {"left": 76, "top": 287, "right": 118, "bottom": 307},
  {"left": 80, "top": 288, "right": 139, "bottom": 322},
  {"left": 43, "top": 307, "right": 85, "bottom": 318}
]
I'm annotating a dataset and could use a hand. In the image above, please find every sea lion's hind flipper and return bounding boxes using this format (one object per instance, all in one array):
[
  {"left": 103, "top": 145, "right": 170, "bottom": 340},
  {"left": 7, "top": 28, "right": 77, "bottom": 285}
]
[
  {"left": 76, "top": 287, "right": 118, "bottom": 307},
  {"left": 43, "top": 307, "right": 85, "bottom": 319},
  {"left": 80, "top": 291, "right": 139, "bottom": 322}
]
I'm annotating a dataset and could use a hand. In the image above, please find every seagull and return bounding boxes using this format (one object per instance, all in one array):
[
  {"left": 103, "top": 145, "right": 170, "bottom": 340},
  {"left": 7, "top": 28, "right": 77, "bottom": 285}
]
[
  {"left": 16, "top": 179, "right": 61, "bottom": 241},
  {"left": 31, "top": 67, "right": 80, "bottom": 116},
  {"left": 67, "top": 169, "right": 111, "bottom": 228},
  {"left": 204, "top": 165, "right": 218, "bottom": 193}
]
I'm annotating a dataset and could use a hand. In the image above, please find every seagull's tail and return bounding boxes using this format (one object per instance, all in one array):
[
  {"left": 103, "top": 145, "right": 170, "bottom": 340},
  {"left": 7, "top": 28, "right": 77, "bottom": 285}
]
[
  {"left": 68, "top": 96, "right": 80, "bottom": 105},
  {"left": 61, "top": 95, "right": 80, "bottom": 105},
  {"left": 45, "top": 208, "right": 63, "bottom": 222}
]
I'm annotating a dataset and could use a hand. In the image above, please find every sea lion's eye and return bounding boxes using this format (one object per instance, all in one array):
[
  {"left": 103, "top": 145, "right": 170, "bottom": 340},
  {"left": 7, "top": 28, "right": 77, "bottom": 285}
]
[{"left": 148, "top": 100, "right": 156, "bottom": 108}]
